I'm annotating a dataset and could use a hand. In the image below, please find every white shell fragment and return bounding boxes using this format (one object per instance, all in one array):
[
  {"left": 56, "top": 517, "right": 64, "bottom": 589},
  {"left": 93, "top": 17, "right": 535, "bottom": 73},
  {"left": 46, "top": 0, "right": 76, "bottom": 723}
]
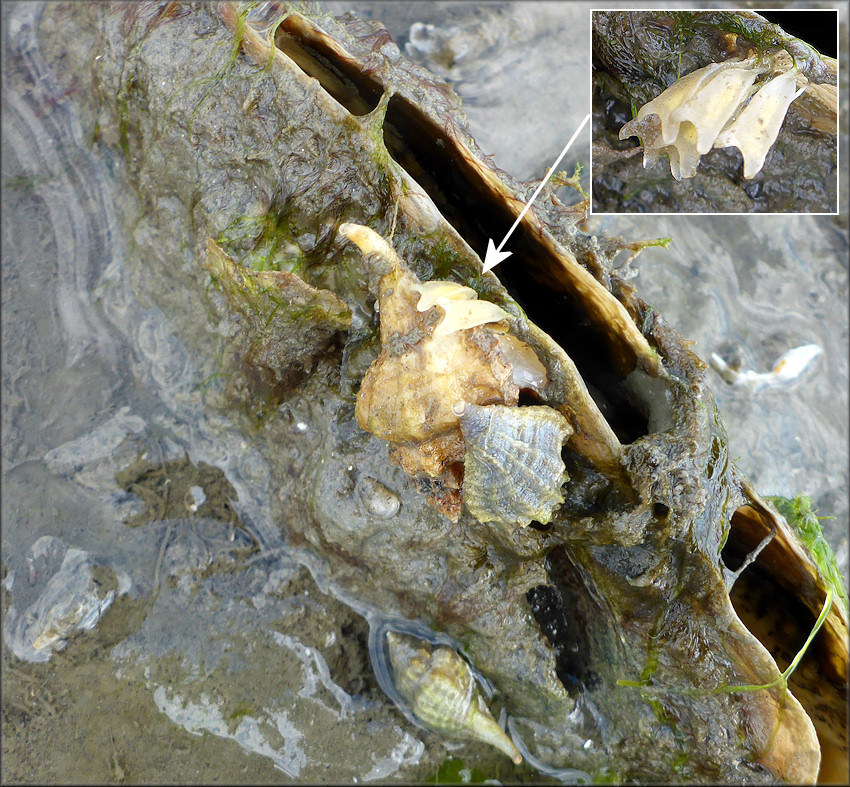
[
  {"left": 642, "top": 61, "right": 725, "bottom": 146},
  {"left": 620, "top": 54, "right": 807, "bottom": 180},
  {"left": 495, "top": 333, "right": 549, "bottom": 392},
  {"left": 411, "top": 280, "right": 477, "bottom": 310},
  {"left": 457, "top": 403, "right": 572, "bottom": 528},
  {"left": 2, "top": 536, "right": 132, "bottom": 662},
  {"left": 358, "top": 476, "right": 401, "bottom": 519},
  {"left": 709, "top": 343, "right": 822, "bottom": 393},
  {"left": 667, "top": 121, "right": 702, "bottom": 181},
  {"left": 339, "top": 222, "right": 405, "bottom": 268}
]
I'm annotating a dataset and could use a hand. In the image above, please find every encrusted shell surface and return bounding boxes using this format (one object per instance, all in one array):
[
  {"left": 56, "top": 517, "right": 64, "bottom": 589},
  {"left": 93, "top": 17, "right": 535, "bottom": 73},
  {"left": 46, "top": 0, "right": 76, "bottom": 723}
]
[
  {"left": 457, "top": 403, "right": 572, "bottom": 528},
  {"left": 386, "top": 631, "right": 522, "bottom": 764}
]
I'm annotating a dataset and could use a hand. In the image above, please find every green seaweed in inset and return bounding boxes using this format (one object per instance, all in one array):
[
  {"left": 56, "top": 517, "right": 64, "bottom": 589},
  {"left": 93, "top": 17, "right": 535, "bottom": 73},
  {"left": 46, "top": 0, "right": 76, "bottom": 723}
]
[
  {"left": 670, "top": 11, "right": 780, "bottom": 58},
  {"left": 671, "top": 10, "right": 824, "bottom": 73}
]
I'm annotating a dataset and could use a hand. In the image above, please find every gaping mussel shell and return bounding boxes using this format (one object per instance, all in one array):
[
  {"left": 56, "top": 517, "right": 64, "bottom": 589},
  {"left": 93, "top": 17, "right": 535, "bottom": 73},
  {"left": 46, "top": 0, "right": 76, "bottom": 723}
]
[
  {"left": 50, "top": 3, "right": 846, "bottom": 781},
  {"left": 386, "top": 631, "right": 522, "bottom": 765},
  {"left": 456, "top": 403, "right": 572, "bottom": 529}
]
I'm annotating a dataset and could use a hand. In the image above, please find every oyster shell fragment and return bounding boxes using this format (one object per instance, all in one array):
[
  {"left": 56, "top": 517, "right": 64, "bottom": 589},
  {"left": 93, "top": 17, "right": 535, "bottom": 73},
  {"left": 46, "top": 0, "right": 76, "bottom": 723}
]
[{"left": 387, "top": 631, "right": 522, "bottom": 765}]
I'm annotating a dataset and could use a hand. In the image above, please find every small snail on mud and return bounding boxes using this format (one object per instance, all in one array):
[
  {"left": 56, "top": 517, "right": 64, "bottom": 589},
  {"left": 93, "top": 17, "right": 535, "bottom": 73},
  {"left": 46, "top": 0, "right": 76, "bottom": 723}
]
[{"left": 386, "top": 631, "right": 522, "bottom": 765}]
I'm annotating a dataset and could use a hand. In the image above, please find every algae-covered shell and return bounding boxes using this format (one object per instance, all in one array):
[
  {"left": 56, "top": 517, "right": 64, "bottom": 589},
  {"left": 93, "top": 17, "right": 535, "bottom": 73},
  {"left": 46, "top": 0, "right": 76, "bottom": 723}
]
[
  {"left": 456, "top": 402, "right": 572, "bottom": 528},
  {"left": 386, "top": 631, "right": 522, "bottom": 764}
]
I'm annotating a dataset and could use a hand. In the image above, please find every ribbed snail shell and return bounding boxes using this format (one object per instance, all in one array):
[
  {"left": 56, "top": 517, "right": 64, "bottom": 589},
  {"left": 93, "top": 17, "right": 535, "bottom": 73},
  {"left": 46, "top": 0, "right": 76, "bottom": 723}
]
[
  {"left": 456, "top": 402, "right": 572, "bottom": 528},
  {"left": 386, "top": 631, "right": 522, "bottom": 764}
]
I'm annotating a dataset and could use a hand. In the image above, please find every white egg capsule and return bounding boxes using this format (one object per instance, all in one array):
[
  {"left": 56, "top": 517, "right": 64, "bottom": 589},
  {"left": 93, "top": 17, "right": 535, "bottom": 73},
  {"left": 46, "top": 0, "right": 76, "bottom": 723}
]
[
  {"left": 714, "top": 68, "right": 807, "bottom": 179},
  {"left": 620, "top": 54, "right": 805, "bottom": 181},
  {"left": 669, "top": 61, "right": 762, "bottom": 154}
]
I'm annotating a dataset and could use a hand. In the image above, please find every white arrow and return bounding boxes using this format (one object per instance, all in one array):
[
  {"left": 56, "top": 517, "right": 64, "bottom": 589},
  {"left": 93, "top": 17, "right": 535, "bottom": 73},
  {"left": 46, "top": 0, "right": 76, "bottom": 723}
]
[{"left": 482, "top": 112, "right": 591, "bottom": 273}]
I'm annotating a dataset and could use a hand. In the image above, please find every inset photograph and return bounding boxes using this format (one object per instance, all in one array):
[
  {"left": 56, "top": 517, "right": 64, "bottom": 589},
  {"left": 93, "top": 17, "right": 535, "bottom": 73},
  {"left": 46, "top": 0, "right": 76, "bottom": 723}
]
[{"left": 591, "top": 9, "right": 838, "bottom": 213}]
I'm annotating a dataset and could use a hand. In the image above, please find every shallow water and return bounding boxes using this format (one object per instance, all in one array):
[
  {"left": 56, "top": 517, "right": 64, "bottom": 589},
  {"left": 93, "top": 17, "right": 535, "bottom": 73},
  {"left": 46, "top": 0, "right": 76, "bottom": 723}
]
[{"left": 2, "top": 1, "right": 847, "bottom": 782}]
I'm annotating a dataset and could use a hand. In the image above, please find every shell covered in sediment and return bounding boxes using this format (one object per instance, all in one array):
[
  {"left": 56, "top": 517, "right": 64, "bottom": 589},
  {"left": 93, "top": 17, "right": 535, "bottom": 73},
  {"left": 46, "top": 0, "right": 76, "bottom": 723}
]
[
  {"left": 386, "top": 631, "right": 522, "bottom": 764},
  {"left": 457, "top": 403, "right": 572, "bottom": 528}
]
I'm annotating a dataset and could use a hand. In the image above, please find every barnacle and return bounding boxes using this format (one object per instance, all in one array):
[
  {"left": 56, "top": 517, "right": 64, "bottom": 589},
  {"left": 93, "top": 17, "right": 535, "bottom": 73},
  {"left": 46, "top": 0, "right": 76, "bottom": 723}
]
[
  {"left": 620, "top": 54, "right": 806, "bottom": 180},
  {"left": 387, "top": 631, "right": 522, "bottom": 764}
]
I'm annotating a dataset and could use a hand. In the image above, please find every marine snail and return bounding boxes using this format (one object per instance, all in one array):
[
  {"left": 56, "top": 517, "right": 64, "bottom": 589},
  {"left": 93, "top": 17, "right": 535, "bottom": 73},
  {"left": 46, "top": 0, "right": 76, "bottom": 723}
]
[
  {"left": 386, "top": 631, "right": 522, "bottom": 765},
  {"left": 455, "top": 402, "right": 572, "bottom": 529},
  {"left": 340, "top": 222, "right": 548, "bottom": 520},
  {"left": 620, "top": 54, "right": 806, "bottom": 180}
]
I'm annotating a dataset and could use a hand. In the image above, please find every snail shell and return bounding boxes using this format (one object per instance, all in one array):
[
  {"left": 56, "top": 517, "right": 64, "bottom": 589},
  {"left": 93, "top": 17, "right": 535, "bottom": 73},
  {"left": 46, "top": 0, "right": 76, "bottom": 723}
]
[
  {"left": 457, "top": 403, "right": 571, "bottom": 528},
  {"left": 341, "top": 222, "right": 551, "bottom": 520},
  {"left": 386, "top": 631, "right": 522, "bottom": 765}
]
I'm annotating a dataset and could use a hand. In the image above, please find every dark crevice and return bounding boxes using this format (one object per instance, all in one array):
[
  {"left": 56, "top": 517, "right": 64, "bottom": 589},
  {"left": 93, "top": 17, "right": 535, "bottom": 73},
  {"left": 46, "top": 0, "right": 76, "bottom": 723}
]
[
  {"left": 720, "top": 534, "right": 746, "bottom": 572},
  {"left": 722, "top": 505, "right": 774, "bottom": 576},
  {"left": 728, "top": 563, "right": 814, "bottom": 673},
  {"left": 527, "top": 546, "right": 601, "bottom": 695},
  {"left": 653, "top": 502, "right": 670, "bottom": 520},
  {"left": 274, "top": 16, "right": 651, "bottom": 442},
  {"left": 527, "top": 584, "right": 584, "bottom": 695},
  {"left": 275, "top": 20, "right": 382, "bottom": 116}
]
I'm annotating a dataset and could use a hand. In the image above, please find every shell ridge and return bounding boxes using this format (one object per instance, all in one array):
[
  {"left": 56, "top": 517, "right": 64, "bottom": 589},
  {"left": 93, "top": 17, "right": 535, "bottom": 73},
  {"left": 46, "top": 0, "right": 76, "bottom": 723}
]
[
  {"left": 459, "top": 403, "right": 570, "bottom": 527},
  {"left": 467, "top": 432, "right": 559, "bottom": 504}
]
